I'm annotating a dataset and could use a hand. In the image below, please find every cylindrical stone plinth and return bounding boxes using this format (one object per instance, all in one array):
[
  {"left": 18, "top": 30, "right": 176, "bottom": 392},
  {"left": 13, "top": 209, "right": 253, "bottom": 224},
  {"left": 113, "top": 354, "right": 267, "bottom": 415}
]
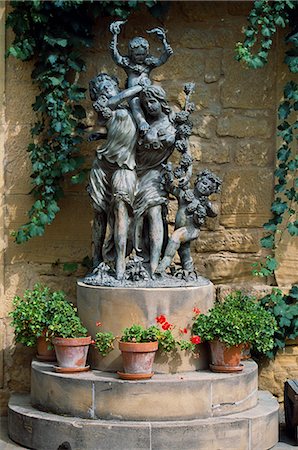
[{"left": 77, "top": 280, "right": 215, "bottom": 373}]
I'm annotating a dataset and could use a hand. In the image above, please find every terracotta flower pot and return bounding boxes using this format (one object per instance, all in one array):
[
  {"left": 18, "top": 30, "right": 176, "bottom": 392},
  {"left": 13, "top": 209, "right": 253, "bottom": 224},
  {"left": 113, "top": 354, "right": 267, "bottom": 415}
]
[
  {"left": 52, "top": 336, "right": 91, "bottom": 373},
  {"left": 36, "top": 334, "right": 56, "bottom": 362},
  {"left": 118, "top": 341, "right": 158, "bottom": 380},
  {"left": 209, "top": 339, "right": 244, "bottom": 373}
]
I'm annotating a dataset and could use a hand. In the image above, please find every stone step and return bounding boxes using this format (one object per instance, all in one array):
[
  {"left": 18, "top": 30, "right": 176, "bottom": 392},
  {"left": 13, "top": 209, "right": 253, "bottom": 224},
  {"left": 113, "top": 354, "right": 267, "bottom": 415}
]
[
  {"left": 8, "top": 391, "right": 278, "bottom": 450},
  {"left": 31, "top": 359, "right": 258, "bottom": 421}
]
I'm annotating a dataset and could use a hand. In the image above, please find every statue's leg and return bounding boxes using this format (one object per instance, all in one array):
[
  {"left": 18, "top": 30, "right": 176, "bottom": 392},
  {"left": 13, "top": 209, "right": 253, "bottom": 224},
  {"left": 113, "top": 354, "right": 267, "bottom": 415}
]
[
  {"left": 114, "top": 200, "right": 129, "bottom": 280},
  {"left": 93, "top": 210, "right": 107, "bottom": 268},
  {"left": 147, "top": 205, "right": 164, "bottom": 275},
  {"left": 156, "top": 231, "right": 182, "bottom": 273},
  {"left": 178, "top": 242, "right": 194, "bottom": 271},
  {"left": 130, "top": 97, "right": 149, "bottom": 133}
]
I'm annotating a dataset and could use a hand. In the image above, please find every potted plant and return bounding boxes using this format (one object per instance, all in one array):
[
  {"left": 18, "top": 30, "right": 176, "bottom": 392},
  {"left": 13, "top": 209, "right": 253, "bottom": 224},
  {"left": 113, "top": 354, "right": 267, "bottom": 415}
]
[
  {"left": 192, "top": 291, "right": 277, "bottom": 373},
  {"left": 94, "top": 315, "right": 196, "bottom": 380},
  {"left": 48, "top": 298, "right": 91, "bottom": 373},
  {"left": 9, "top": 284, "right": 57, "bottom": 361}
]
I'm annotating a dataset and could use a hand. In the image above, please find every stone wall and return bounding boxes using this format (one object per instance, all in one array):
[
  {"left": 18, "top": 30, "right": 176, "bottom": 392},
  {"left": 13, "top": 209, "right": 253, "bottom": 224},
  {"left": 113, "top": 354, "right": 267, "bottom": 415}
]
[{"left": 0, "top": 1, "right": 297, "bottom": 414}]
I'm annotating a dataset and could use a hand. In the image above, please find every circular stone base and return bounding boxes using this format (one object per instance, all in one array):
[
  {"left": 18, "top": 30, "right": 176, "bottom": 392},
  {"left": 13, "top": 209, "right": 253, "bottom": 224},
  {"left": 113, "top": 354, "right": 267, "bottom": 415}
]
[
  {"left": 77, "top": 281, "right": 215, "bottom": 373},
  {"left": 31, "top": 360, "right": 258, "bottom": 421}
]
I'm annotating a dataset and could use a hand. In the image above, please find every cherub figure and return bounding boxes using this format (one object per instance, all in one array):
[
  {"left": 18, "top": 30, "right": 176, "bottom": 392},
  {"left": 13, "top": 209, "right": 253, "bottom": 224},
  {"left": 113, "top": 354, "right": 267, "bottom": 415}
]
[
  {"left": 109, "top": 21, "right": 173, "bottom": 134},
  {"left": 156, "top": 169, "right": 222, "bottom": 275}
]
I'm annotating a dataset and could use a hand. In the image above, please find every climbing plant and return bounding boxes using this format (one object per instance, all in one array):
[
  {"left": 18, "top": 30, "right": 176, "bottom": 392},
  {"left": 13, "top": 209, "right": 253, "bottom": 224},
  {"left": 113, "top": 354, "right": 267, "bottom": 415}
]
[
  {"left": 236, "top": 0, "right": 298, "bottom": 278},
  {"left": 236, "top": 0, "right": 298, "bottom": 355},
  {"left": 6, "top": 0, "right": 157, "bottom": 243}
]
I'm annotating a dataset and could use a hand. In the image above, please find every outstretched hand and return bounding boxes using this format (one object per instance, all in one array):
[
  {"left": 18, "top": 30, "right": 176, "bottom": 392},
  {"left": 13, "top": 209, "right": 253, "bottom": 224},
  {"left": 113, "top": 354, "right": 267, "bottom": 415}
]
[
  {"left": 146, "top": 27, "right": 167, "bottom": 41},
  {"left": 110, "top": 20, "right": 126, "bottom": 35}
]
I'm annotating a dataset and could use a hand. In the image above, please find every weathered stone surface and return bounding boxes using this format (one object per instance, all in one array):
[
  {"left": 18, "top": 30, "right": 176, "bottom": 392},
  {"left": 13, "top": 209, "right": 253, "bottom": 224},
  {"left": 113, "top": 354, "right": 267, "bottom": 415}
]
[
  {"left": 275, "top": 222, "right": 298, "bottom": 288},
  {"left": 190, "top": 137, "right": 231, "bottom": 164},
  {"left": 0, "top": 320, "right": 4, "bottom": 388},
  {"left": 192, "top": 114, "right": 217, "bottom": 139},
  {"left": 77, "top": 282, "right": 215, "bottom": 373},
  {"left": 196, "top": 229, "right": 263, "bottom": 253},
  {"left": 205, "top": 49, "right": 222, "bottom": 83},
  {"left": 234, "top": 139, "right": 274, "bottom": 167},
  {"left": 221, "top": 50, "right": 275, "bottom": 109},
  {"left": 6, "top": 85, "right": 38, "bottom": 126},
  {"left": 0, "top": 390, "right": 10, "bottom": 416},
  {"left": 259, "top": 348, "right": 298, "bottom": 402},
  {"left": 8, "top": 391, "right": 279, "bottom": 450},
  {"left": 152, "top": 49, "right": 205, "bottom": 82},
  {"left": 179, "top": 1, "right": 228, "bottom": 21},
  {"left": 220, "top": 169, "right": 274, "bottom": 227},
  {"left": 31, "top": 360, "right": 258, "bottom": 420},
  {"left": 217, "top": 111, "right": 273, "bottom": 138},
  {"left": 216, "top": 284, "right": 274, "bottom": 302},
  {"left": 227, "top": 2, "right": 253, "bottom": 16},
  {"left": 5, "top": 194, "right": 92, "bottom": 264},
  {"left": 200, "top": 253, "right": 262, "bottom": 284},
  {"left": 5, "top": 125, "right": 32, "bottom": 194}
]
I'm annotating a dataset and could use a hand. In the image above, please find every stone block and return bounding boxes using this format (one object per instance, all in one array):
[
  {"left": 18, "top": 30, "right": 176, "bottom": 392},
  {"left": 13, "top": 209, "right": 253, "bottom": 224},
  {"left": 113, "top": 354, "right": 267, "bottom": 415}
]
[
  {"left": 216, "top": 284, "right": 273, "bottom": 302},
  {"left": 5, "top": 194, "right": 92, "bottom": 264},
  {"left": 0, "top": 320, "right": 4, "bottom": 388},
  {"left": 192, "top": 114, "right": 217, "bottom": 139},
  {"left": 6, "top": 85, "right": 38, "bottom": 126},
  {"left": 227, "top": 2, "right": 253, "bottom": 16},
  {"left": 205, "top": 49, "right": 223, "bottom": 83},
  {"left": 234, "top": 139, "right": 274, "bottom": 167},
  {"left": 152, "top": 49, "right": 205, "bottom": 82},
  {"left": 220, "top": 169, "right": 274, "bottom": 228},
  {"left": 190, "top": 137, "right": 231, "bottom": 164},
  {"left": 221, "top": 50, "right": 275, "bottom": 109},
  {"left": 179, "top": 1, "right": 228, "bottom": 21},
  {"left": 0, "top": 390, "right": 9, "bottom": 416},
  {"left": 217, "top": 111, "right": 273, "bottom": 139},
  {"left": 5, "top": 124, "right": 32, "bottom": 194},
  {"left": 196, "top": 229, "right": 263, "bottom": 254},
  {"left": 171, "top": 24, "right": 242, "bottom": 50},
  {"left": 275, "top": 223, "right": 298, "bottom": 288},
  {"left": 201, "top": 253, "right": 262, "bottom": 284}
]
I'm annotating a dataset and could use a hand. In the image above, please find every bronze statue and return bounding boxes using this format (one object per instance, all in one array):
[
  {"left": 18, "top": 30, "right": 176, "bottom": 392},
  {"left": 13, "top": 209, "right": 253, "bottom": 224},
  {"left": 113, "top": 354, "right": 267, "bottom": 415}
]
[{"left": 84, "top": 22, "right": 221, "bottom": 286}]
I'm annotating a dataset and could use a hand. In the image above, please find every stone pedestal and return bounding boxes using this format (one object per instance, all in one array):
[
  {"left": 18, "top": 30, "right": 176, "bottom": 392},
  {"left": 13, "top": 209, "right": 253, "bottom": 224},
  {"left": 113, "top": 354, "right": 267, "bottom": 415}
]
[
  {"left": 77, "top": 281, "right": 214, "bottom": 372},
  {"left": 7, "top": 281, "right": 279, "bottom": 449}
]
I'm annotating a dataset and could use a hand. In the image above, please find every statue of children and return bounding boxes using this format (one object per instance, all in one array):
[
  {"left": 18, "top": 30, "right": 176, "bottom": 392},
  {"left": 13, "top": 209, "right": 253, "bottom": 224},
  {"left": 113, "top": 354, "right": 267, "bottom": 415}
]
[
  {"left": 109, "top": 21, "right": 173, "bottom": 134},
  {"left": 156, "top": 169, "right": 222, "bottom": 275}
]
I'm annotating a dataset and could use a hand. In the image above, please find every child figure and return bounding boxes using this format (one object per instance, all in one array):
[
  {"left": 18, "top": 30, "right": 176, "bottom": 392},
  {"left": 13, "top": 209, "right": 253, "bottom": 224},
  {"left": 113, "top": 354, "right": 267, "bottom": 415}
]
[
  {"left": 109, "top": 21, "right": 173, "bottom": 134},
  {"left": 156, "top": 169, "right": 222, "bottom": 275}
]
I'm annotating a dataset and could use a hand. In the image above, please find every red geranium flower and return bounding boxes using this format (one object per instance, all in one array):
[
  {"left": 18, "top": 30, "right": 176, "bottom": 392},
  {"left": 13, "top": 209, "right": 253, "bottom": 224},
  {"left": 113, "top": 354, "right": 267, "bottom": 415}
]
[
  {"left": 91, "top": 339, "right": 95, "bottom": 345},
  {"left": 156, "top": 314, "right": 166, "bottom": 324},
  {"left": 193, "top": 307, "right": 201, "bottom": 315},
  {"left": 162, "top": 321, "right": 173, "bottom": 331},
  {"left": 190, "top": 335, "right": 201, "bottom": 345},
  {"left": 179, "top": 327, "right": 188, "bottom": 334},
  {"left": 96, "top": 321, "right": 102, "bottom": 327}
]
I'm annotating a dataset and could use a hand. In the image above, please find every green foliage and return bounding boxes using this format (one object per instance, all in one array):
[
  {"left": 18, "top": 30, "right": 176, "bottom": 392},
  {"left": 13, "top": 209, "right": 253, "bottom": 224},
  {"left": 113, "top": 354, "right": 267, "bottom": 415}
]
[
  {"left": 120, "top": 324, "right": 178, "bottom": 353},
  {"left": 9, "top": 283, "right": 87, "bottom": 345},
  {"left": 6, "top": 0, "right": 159, "bottom": 243},
  {"left": 94, "top": 331, "right": 115, "bottom": 357},
  {"left": 9, "top": 284, "right": 55, "bottom": 347},
  {"left": 47, "top": 297, "right": 88, "bottom": 338},
  {"left": 236, "top": 1, "right": 298, "bottom": 281},
  {"left": 259, "top": 286, "right": 298, "bottom": 358},
  {"left": 192, "top": 292, "right": 277, "bottom": 354}
]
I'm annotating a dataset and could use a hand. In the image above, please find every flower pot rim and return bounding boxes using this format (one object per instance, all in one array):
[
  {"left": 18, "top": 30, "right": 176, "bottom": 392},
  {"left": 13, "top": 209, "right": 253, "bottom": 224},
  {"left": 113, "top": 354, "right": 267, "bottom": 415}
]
[
  {"left": 118, "top": 341, "right": 158, "bottom": 352},
  {"left": 52, "top": 336, "right": 91, "bottom": 346}
]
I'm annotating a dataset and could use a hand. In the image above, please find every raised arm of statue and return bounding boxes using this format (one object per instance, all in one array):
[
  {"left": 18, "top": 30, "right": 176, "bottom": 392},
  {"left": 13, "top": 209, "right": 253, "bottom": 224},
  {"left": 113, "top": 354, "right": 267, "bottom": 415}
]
[
  {"left": 146, "top": 27, "right": 173, "bottom": 67},
  {"left": 109, "top": 21, "right": 126, "bottom": 67},
  {"left": 107, "top": 85, "right": 142, "bottom": 109}
]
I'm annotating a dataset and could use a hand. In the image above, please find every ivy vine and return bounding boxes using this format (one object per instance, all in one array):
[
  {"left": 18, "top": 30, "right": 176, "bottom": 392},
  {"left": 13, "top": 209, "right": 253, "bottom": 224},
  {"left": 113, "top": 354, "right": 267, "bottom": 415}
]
[
  {"left": 6, "top": 0, "right": 158, "bottom": 243},
  {"left": 236, "top": 0, "right": 298, "bottom": 278}
]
